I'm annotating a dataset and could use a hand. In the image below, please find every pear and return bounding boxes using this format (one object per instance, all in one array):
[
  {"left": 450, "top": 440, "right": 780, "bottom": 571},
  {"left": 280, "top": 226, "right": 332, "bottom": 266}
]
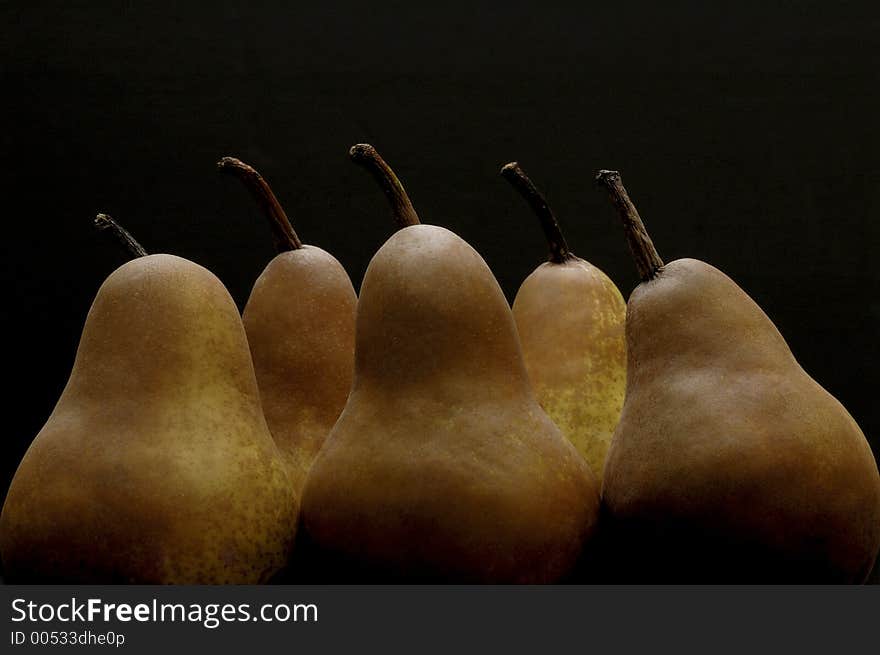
[
  {"left": 218, "top": 157, "right": 356, "bottom": 493},
  {"left": 597, "top": 170, "right": 880, "bottom": 582},
  {"left": 501, "top": 162, "right": 626, "bottom": 483},
  {"left": 0, "top": 217, "right": 298, "bottom": 583},
  {"left": 299, "top": 145, "right": 599, "bottom": 583}
]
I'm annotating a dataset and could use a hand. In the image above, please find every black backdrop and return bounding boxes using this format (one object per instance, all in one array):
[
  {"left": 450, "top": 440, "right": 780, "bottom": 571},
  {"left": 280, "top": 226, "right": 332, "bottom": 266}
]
[{"left": 2, "top": 2, "right": 878, "bottom": 576}]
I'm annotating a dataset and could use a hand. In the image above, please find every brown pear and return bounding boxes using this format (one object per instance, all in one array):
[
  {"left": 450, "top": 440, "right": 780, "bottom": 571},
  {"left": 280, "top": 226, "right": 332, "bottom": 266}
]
[
  {"left": 219, "top": 157, "right": 356, "bottom": 493},
  {"left": 502, "top": 162, "right": 626, "bottom": 483},
  {"left": 0, "top": 217, "right": 297, "bottom": 583},
  {"left": 597, "top": 171, "right": 880, "bottom": 582},
  {"left": 300, "top": 145, "right": 599, "bottom": 582}
]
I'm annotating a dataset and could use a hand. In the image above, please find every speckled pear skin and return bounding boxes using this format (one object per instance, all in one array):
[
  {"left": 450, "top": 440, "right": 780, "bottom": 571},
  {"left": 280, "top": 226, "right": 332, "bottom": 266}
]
[
  {"left": 512, "top": 258, "right": 626, "bottom": 482},
  {"left": 0, "top": 254, "right": 298, "bottom": 584},
  {"left": 243, "top": 246, "right": 356, "bottom": 493},
  {"left": 301, "top": 225, "right": 600, "bottom": 583},
  {"left": 602, "top": 258, "right": 880, "bottom": 582}
]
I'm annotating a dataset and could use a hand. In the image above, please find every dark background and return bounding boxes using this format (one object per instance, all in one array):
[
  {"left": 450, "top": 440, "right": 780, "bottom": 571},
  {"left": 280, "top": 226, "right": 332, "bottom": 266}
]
[{"left": 1, "top": 3, "right": 878, "bottom": 577}]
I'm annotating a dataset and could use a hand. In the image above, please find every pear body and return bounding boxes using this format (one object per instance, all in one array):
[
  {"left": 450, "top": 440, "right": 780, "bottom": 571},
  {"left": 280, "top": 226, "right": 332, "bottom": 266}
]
[
  {"left": 512, "top": 258, "right": 626, "bottom": 482},
  {"left": 602, "top": 258, "right": 880, "bottom": 582},
  {"left": 0, "top": 254, "right": 298, "bottom": 583},
  {"left": 301, "top": 225, "right": 599, "bottom": 582},
  {"left": 243, "top": 246, "right": 356, "bottom": 492}
]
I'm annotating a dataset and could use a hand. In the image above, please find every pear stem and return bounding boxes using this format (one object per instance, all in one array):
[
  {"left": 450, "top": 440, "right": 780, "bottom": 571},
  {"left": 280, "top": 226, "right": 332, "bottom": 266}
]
[
  {"left": 500, "top": 162, "right": 574, "bottom": 264},
  {"left": 596, "top": 170, "right": 664, "bottom": 281},
  {"left": 217, "top": 156, "right": 302, "bottom": 253},
  {"left": 349, "top": 144, "right": 420, "bottom": 229},
  {"left": 94, "top": 214, "right": 148, "bottom": 258}
]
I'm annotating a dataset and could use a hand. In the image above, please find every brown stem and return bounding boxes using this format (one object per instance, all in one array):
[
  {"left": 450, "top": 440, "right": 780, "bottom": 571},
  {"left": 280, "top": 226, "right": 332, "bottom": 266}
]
[
  {"left": 596, "top": 170, "right": 664, "bottom": 281},
  {"left": 500, "top": 162, "right": 574, "bottom": 264},
  {"left": 349, "top": 144, "right": 420, "bottom": 230},
  {"left": 94, "top": 214, "right": 148, "bottom": 259},
  {"left": 217, "top": 156, "right": 302, "bottom": 252}
]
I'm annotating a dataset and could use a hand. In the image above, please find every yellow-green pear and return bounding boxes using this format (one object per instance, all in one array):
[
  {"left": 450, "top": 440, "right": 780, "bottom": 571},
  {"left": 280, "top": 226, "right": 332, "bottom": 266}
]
[{"left": 502, "top": 162, "right": 626, "bottom": 483}]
